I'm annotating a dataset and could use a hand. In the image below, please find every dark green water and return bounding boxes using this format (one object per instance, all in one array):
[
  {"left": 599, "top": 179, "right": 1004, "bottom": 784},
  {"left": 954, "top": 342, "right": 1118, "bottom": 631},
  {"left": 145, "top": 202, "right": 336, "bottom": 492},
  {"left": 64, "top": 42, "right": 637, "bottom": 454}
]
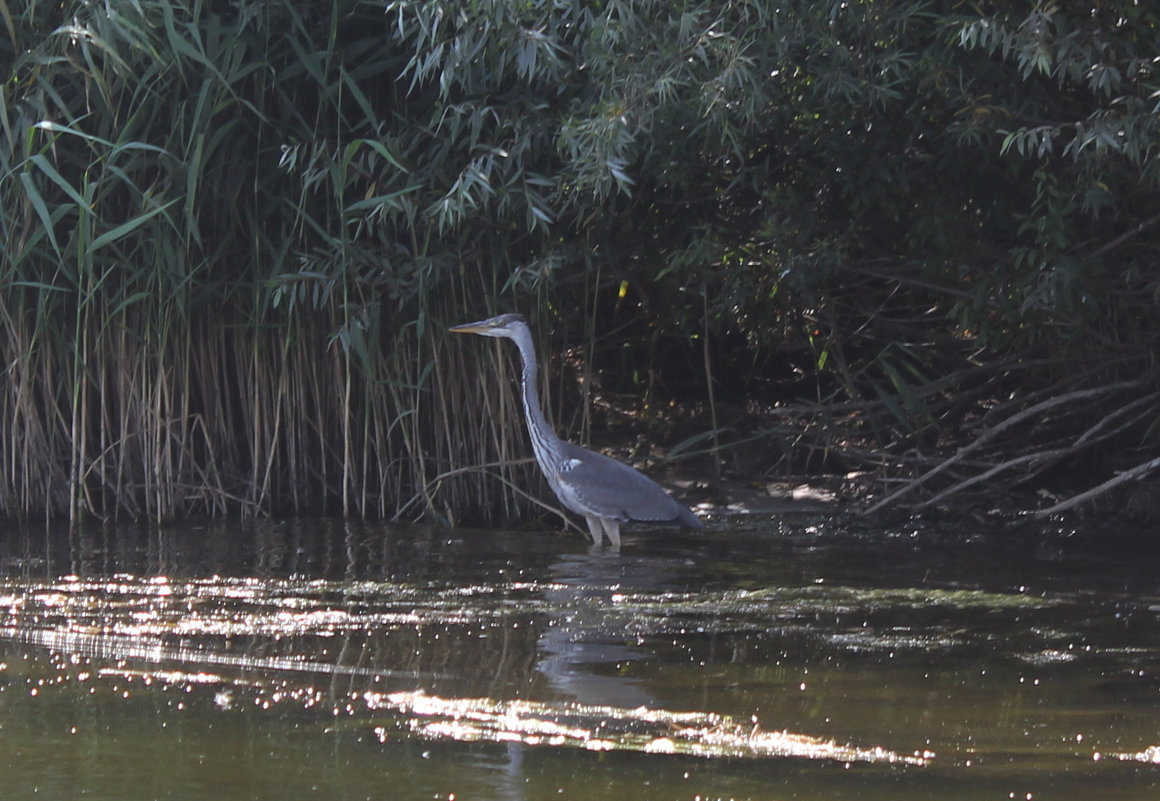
[{"left": 1, "top": 515, "right": 1157, "bottom": 800}]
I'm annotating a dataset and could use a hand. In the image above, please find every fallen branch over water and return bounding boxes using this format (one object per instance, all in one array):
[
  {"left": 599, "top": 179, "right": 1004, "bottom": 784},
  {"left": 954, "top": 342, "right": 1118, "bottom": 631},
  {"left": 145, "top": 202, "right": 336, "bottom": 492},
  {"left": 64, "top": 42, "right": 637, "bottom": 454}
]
[
  {"left": 1034, "top": 454, "right": 1160, "bottom": 518},
  {"left": 731, "top": 360, "right": 1160, "bottom": 518},
  {"left": 860, "top": 381, "right": 1145, "bottom": 516}
]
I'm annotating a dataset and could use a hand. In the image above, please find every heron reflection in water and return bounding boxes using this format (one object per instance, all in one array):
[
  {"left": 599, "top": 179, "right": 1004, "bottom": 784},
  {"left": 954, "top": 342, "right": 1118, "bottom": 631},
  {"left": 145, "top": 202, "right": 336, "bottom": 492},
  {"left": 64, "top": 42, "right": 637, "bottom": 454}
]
[{"left": 450, "top": 313, "right": 702, "bottom": 549}]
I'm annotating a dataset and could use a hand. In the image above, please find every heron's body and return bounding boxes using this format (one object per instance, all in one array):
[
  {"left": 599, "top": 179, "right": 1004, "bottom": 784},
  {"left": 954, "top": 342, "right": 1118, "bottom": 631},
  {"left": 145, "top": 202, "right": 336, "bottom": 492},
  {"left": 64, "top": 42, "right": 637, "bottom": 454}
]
[{"left": 450, "top": 313, "right": 702, "bottom": 548}]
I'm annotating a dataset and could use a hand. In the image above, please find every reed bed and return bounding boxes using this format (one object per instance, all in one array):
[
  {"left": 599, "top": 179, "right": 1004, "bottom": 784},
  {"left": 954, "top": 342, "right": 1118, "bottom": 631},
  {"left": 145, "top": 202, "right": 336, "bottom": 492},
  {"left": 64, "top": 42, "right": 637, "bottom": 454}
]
[
  {"left": 0, "top": 0, "right": 575, "bottom": 524},
  {"left": 1, "top": 293, "right": 558, "bottom": 524}
]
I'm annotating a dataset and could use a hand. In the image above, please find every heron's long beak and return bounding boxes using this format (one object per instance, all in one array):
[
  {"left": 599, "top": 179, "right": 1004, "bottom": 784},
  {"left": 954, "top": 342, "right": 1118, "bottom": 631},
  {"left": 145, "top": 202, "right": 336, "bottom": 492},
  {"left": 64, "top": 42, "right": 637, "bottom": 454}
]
[{"left": 448, "top": 320, "right": 490, "bottom": 335}]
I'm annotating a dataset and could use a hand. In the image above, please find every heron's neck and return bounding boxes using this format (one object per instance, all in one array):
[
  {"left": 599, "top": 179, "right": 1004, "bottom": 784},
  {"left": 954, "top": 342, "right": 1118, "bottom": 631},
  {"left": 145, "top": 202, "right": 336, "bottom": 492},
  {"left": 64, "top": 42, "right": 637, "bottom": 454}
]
[{"left": 511, "top": 327, "right": 562, "bottom": 463}]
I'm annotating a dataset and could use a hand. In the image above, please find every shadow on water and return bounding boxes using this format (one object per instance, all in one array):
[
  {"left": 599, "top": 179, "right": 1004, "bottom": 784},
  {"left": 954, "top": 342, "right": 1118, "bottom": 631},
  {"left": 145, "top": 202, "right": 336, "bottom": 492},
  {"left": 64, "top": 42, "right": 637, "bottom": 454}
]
[{"left": 1, "top": 515, "right": 1158, "bottom": 800}]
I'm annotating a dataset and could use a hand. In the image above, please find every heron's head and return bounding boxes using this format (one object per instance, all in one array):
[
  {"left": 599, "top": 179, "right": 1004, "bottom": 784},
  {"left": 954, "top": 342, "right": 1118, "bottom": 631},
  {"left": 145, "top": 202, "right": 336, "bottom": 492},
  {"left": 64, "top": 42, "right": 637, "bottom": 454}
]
[{"left": 449, "top": 313, "right": 528, "bottom": 339}]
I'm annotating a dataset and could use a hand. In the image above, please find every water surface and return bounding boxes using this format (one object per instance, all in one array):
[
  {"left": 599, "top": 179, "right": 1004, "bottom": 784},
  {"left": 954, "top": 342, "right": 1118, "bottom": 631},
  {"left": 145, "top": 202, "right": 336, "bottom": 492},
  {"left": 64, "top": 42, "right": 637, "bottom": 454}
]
[{"left": 1, "top": 515, "right": 1158, "bottom": 800}]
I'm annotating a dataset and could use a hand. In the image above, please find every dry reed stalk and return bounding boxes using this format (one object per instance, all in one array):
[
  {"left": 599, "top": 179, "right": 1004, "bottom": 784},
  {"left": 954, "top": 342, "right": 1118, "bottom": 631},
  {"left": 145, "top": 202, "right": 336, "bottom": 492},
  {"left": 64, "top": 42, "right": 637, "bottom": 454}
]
[{"left": 0, "top": 2, "right": 655, "bottom": 526}]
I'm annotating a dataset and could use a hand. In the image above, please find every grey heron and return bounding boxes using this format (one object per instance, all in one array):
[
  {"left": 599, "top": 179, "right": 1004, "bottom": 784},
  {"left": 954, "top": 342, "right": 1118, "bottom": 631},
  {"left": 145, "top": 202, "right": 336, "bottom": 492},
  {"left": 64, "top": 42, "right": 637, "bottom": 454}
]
[{"left": 450, "top": 313, "right": 702, "bottom": 548}]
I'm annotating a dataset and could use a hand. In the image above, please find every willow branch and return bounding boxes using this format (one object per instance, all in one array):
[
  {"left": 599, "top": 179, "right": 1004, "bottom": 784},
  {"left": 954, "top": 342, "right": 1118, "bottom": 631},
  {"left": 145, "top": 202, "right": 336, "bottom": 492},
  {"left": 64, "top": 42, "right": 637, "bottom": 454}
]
[
  {"left": 861, "top": 381, "right": 1140, "bottom": 515},
  {"left": 1034, "top": 455, "right": 1160, "bottom": 517},
  {"left": 1085, "top": 212, "right": 1160, "bottom": 260}
]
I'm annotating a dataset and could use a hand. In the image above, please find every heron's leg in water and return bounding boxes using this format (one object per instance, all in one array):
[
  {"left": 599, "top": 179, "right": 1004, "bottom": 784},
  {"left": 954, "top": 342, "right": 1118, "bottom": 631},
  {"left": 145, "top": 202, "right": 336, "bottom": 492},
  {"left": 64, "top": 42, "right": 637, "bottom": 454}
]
[
  {"left": 600, "top": 519, "right": 621, "bottom": 550},
  {"left": 584, "top": 517, "right": 604, "bottom": 545}
]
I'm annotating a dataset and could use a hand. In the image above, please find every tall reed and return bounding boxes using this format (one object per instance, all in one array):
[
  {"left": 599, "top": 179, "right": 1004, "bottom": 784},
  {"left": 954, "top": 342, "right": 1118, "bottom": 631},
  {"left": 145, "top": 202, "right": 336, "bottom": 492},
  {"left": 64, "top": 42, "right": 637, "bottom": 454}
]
[{"left": 0, "top": 0, "right": 583, "bottom": 524}]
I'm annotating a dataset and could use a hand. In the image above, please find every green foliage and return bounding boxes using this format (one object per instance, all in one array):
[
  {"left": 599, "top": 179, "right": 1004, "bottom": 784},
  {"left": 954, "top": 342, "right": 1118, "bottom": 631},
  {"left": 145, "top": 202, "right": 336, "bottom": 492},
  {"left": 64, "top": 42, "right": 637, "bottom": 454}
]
[
  {"left": 2, "top": 0, "right": 1159, "bottom": 521},
  {"left": 949, "top": 2, "right": 1160, "bottom": 341}
]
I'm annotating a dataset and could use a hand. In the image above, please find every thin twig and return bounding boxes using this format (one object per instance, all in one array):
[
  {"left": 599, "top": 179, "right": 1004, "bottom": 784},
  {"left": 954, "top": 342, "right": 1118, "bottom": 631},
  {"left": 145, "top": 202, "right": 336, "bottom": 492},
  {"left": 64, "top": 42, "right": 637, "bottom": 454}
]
[
  {"left": 392, "top": 458, "right": 584, "bottom": 533},
  {"left": 915, "top": 391, "right": 1160, "bottom": 509},
  {"left": 1085, "top": 212, "right": 1160, "bottom": 260},
  {"left": 1034, "top": 455, "right": 1160, "bottom": 517},
  {"left": 861, "top": 381, "right": 1140, "bottom": 515}
]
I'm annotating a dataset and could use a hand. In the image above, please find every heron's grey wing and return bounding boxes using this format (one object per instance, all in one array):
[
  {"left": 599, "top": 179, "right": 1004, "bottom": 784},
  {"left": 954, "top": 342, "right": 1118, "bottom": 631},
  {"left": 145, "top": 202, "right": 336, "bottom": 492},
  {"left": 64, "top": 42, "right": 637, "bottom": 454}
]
[{"left": 554, "top": 444, "right": 700, "bottom": 527}]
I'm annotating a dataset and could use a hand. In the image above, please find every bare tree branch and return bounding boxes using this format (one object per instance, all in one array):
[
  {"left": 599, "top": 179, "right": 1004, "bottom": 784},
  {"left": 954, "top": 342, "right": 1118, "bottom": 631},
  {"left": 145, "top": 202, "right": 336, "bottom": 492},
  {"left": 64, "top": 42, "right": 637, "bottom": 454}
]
[
  {"left": 1034, "top": 455, "right": 1160, "bottom": 517},
  {"left": 860, "top": 382, "right": 1140, "bottom": 516}
]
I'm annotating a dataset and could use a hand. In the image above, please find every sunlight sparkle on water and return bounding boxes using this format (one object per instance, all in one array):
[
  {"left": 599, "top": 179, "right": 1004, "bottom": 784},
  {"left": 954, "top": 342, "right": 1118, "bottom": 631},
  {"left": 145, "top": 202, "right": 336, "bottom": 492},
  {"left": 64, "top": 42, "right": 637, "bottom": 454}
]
[{"left": 367, "top": 690, "right": 932, "bottom": 764}]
